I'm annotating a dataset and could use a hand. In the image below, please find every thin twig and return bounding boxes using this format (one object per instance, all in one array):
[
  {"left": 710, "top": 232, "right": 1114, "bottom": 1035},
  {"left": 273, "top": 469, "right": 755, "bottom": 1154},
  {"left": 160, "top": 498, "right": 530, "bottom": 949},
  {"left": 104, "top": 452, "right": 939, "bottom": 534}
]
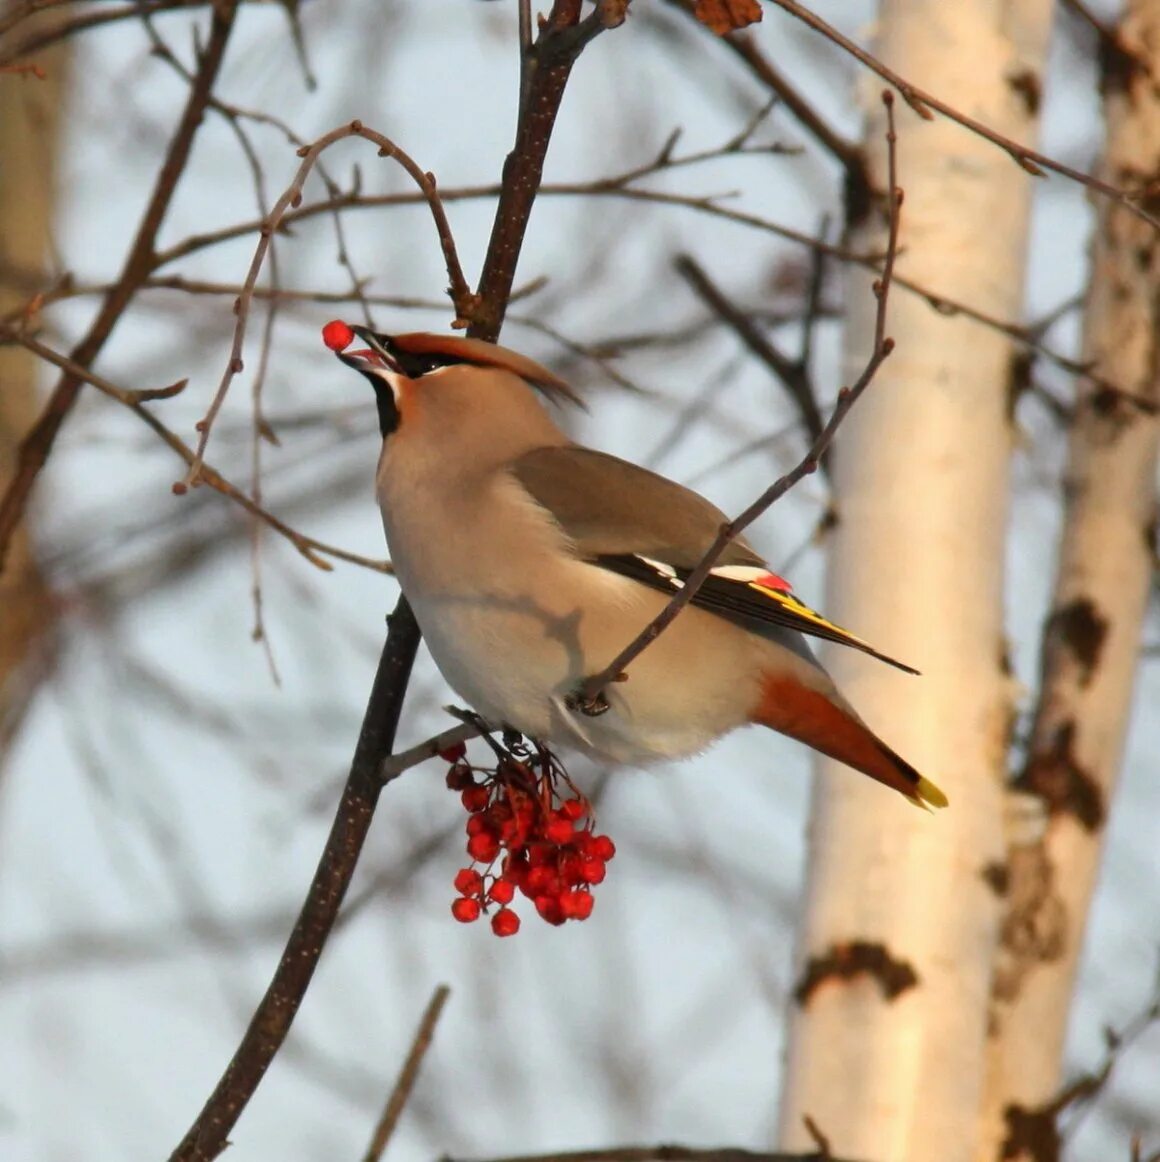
[
  {"left": 3, "top": 331, "right": 389, "bottom": 574},
  {"left": 0, "top": 0, "right": 242, "bottom": 575},
  {"left": 438, "top": 1147, "right": 864, "bottom": 1162},
  {"left": 180, "top": 120, "right": 475, "bottom": 490},
  {"left": 0, "top": 0, "right": 221, "bottom": 64},
  {"left": 362, "top": 985, "right": 451, "bottom": 1162},
  {"left": 575, "top": 91, "right": 903, "bottom": 710},
  {"left": 767, "top": 0, "right": 1160, "bottom": 232},
  {"left": 674, "top": 253, "right": 826, "bottom": 451},
  {"left": 663, "top": 0, "right": 869, "bottom": 215},
  {"left": 149, "top": 131, "right": 792, "bottom": 270},
  {"left": 377, "top": 722, "right": 482, "bottom": 783},
  {"left": 132, "top": 159, "right": 1139, "bottom": 405}
]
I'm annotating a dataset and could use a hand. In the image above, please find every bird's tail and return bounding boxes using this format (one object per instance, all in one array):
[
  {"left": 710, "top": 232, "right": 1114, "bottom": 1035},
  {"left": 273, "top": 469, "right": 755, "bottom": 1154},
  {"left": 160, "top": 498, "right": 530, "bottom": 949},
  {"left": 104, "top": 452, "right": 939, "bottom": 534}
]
[{"left": 752, "top": 674, "right": 948, "bottom": 810}]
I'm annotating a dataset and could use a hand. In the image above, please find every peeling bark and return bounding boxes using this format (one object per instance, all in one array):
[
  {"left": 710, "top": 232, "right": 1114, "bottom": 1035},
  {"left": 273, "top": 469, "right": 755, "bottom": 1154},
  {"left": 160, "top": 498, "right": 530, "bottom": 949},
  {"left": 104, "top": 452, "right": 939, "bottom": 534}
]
[
  {"left": 776, "top": 3, "right": 1053, "bottom": 1159},
  {"left": 793, "top": 941, "right": 919, "bottom": 1005},
  {"left": 979, "top": 2, "right": 1160, "bottom": 1155}
]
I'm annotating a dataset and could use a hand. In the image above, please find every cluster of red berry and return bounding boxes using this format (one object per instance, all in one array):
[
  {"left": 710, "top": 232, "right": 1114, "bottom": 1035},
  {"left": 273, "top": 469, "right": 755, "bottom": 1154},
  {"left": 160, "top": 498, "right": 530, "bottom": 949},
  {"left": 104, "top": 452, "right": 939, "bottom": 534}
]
[{"left": 441, "top": 740, "right": 615, "bottom": 937}]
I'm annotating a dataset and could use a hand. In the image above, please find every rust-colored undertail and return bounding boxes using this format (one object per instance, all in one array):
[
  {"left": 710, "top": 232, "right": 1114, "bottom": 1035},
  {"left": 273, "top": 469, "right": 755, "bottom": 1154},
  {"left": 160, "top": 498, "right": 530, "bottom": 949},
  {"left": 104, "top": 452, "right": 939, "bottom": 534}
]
[{"left": 752, "top": 674, "right": 948, "bottom": 809}]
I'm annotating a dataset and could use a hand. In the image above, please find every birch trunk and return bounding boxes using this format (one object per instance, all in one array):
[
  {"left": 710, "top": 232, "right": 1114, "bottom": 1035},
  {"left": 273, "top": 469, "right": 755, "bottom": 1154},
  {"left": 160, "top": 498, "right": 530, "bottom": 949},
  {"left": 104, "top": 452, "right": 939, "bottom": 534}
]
[
  {"left": 777, "top": 3, "right": 1053, "bottom": 1159},
  {"left": 0, "top": 16, "right": 70, "bottom": 754},
  {"left": 978, "top": 4, "right": 1160, "bottom": 1157}
]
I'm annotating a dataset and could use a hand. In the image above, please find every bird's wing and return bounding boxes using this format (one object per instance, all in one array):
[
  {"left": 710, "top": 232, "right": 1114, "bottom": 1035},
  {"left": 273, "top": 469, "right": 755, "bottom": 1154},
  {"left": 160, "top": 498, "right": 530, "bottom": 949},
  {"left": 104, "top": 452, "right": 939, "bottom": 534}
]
[
  {"left": 509, "top": 445, "right": 918, "bottom": 674},
  {"left": 510, "top": 445, "right": 763, "bottom": 567}
]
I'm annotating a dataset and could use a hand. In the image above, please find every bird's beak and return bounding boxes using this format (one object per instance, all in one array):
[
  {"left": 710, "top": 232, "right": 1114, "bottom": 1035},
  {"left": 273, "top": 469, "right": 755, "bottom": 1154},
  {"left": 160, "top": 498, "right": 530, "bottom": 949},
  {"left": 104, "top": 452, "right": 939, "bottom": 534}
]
[{"left": 338, "top": 326, "right": 400, "bottom": 375}]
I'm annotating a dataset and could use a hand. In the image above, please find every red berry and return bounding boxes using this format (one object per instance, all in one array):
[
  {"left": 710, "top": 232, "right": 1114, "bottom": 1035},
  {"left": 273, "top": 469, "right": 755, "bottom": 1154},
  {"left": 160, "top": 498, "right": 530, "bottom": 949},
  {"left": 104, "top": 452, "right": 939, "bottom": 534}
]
[
  {"left": 527, "top": 845, "right": 553, "bottom": 867},
  {"left": 560, "top": 799, "right": 586, "bottom": 821},
  {"left": 445, "top": 764, "right": 474, "bottom": 790},
  {"left": 461, "top": 785, "right": 490, "bottom": 812},
  {"left": 559, "top": 852, "right": 584, "bottom": 885},
  {"left": 491, "top": 908, "right": 520, "bottom": 937},
  {"left": 467, "top": 833, "right": 501, "bottom": 863},
  {"left": 525, "top": 865, "right": 557, "bottom": 895},
  {"left": 589, "top": 835, "right": 616, "bottom": 861},
  {"left": 502, "top": 853, "right": 529, "bottom": 887},
  {"left": 560, "top": 889, "right": 594, "bottom": 920},
  {"left": 500, "top": 817, "right": 529, "bottom": 845},
  {"left": 545, "top": 817, "right": 574, "bottom": 844},
  {"left": 438, "top": 741, "right": 467, "bottom": 763},
  {"left": 579, "top": 857, "right": 606, "bottom": 884},
  {"left": 573, "top": 891, "right": 595, "bottom": 919},
  {"left": 451, "top": 897, "right": 481, "bottom": 923},
  {"left": 454, "top": 868, "right": 483, "bottom": 896},
  {"left": 488, "top": 879, "right": 515, "bottom": 904},
  {"left": 465, "top": 814, "right": 489, "bottom": 837},
  {"left": 534, "top": 895, "right": 566, "bottom": 926},
  {"left": 485, "top": 801, "right": 513, "bottom": 826},
  {"left": 321, "top": 319, "right": 354, "bottom": 351}
]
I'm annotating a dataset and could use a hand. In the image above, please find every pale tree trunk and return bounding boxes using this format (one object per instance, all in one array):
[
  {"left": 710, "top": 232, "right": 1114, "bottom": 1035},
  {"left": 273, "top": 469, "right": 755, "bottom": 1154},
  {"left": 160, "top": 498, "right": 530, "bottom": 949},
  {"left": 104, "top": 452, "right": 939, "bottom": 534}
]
[
  {"left": 0, "top": 17, "right": 70, "bottom": 755},
  {"left": 777, "top": 3, "right": 1053, "bottom": 1160},
  {"left": 977, "top": 5, "right": 1160, "bottom": 1159}
]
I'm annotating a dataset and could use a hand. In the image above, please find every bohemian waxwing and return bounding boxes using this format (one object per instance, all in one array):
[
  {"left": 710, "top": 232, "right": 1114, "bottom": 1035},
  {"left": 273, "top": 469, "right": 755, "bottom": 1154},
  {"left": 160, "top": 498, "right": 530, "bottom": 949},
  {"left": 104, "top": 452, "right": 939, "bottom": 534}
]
[{"left": 324, "top": 323, "right": 947, "bottom": 810}]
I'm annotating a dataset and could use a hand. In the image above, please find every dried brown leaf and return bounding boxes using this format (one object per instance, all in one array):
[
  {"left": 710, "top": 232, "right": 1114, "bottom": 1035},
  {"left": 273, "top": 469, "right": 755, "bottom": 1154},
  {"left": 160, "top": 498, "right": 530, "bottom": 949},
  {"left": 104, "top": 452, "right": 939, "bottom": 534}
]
[{"left": 693, "top": 0, "right": 762, "bottom": 35}]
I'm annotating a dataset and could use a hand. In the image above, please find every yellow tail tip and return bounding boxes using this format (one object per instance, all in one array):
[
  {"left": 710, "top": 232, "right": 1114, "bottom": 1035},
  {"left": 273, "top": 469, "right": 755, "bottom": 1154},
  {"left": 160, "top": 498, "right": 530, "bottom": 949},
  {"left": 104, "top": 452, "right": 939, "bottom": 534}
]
[{"left": 912, "top": 775, "right": 949, "bottom": 811}]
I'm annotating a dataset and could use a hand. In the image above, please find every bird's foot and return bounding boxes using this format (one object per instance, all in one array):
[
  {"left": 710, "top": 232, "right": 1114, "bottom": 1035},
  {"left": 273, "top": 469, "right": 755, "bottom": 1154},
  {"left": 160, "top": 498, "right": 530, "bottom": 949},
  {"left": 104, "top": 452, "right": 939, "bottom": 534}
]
[{"left": 564, "top": 687, "right": 611, "bottom": 718}]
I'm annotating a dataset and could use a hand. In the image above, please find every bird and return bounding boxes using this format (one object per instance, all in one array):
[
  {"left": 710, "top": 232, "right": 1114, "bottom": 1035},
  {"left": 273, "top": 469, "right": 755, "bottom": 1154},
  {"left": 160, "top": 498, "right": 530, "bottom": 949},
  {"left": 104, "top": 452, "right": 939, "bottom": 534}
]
[{"left": 323, "top": 321, "right": 946, "bottom": 810}]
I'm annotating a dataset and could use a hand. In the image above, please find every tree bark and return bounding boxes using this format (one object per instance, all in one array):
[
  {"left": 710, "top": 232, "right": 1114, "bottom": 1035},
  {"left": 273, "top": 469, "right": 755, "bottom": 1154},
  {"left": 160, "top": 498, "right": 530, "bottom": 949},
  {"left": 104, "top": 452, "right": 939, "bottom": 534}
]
[
  {"left": 0, "top": 15, "right": 70, "bottom": 757},
  {"left": 977, "top": 4, "right": 1160, "bottom": 1158},
  {"left": 777, "top": 3, "right": 1053, "bottom": 1159}
]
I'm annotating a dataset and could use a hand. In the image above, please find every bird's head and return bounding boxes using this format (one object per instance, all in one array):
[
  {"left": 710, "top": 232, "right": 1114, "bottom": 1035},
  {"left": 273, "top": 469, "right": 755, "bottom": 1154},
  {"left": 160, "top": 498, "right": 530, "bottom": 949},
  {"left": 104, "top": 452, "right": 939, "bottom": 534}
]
[{"left": 323, "top": 322, "right": 581, "bottom": 438}]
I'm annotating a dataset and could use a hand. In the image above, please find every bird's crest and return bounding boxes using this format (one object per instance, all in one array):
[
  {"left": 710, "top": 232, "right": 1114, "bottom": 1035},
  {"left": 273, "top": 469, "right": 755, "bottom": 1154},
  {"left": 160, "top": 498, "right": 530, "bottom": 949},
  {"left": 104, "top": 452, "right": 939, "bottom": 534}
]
[{"left": 324, "top": 322, "right": 582, "bottom": 407}]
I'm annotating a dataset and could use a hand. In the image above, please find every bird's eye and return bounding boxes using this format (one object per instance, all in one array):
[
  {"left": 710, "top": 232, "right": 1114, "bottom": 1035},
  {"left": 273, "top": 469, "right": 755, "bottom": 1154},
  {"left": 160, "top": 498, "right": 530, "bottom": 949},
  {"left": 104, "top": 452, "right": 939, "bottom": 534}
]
[{"left": 393, "top": 351, "right": 452, "bottom": 378}]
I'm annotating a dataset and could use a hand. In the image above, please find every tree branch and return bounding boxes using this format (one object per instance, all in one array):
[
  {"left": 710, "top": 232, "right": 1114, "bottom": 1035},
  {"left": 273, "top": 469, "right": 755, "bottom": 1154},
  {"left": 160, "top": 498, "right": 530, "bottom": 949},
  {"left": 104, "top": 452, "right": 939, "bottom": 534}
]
[
  {"left": 674, "top": 252, "right": 826, "bottom": 452},
  {"left": 0, "top": 330, "right": 389, "bottom": 574},
  {"left": 767, "top": 0, "right": 1160, "bottom": 231},
  {"left": 167, "top": 598, "right": 422, "bottom": 1162},
  {"left": 180, "top": 120, "right": 473, "bottom": 489},
  {"left": 165, "top": 6, "right": 629, "bottom": 1158},
  {"left": 438, "top": 1146, "right": 865, "bottom": 1162},
  {"left": 0, "top": 0, "right": 242, "bottom": 574},
  {"left": 469, "top": 0, "right": 623, "bottom": 340},
  {"left": 574, "top": 92, "right": 903, "bottom": 711},
  {"left": 362, "top": 984, "right": 451, "bottom": 1162}
]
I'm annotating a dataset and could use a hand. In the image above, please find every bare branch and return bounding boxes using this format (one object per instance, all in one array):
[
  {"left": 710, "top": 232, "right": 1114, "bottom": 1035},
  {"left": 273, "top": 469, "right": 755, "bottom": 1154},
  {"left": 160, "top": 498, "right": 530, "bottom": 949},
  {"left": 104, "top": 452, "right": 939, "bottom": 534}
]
[
  {"left": 166, "top": 9, "right": 630, "bottom": 1158},
  {"left": 3, "top": 330, "right": 389, "bottom": 574},
  {"left": 0, "top": 0, "right": 242, "bottom": 574},
  {"left": 468, "top": 0, "right": 623, "bottom": 340},
  {"left": 767, "top": 0, "right": 1160, "bottom": 231},
  {"left": 438, "top": 1147, "right": 865, "bottom": 1162},
  {"left": 167, "top": 599, "right": 423, "bottom": 1162},
  {"left": 0, "top": 0, "right": 238, "bottom": 65},
  {"left": 377, "top": 722, "right": 482, "bottom": 783},
  {"left": 663, "top": 0, "right": 870, "bottom": 217},
  {"left": 573, "top": 91, "right": 903, "bottom": 711},
  {"left": 180, "top": 120, "right": 474, "bottom": 489},
  {"left": 135, "top": 160, "right": 1133, "bottom": 406},
  {"left": 362, "top": 985, "right": 451, "bottom": 1162},
  {"left": 674, "top": 252, "right": 826, "bottom": 450}
]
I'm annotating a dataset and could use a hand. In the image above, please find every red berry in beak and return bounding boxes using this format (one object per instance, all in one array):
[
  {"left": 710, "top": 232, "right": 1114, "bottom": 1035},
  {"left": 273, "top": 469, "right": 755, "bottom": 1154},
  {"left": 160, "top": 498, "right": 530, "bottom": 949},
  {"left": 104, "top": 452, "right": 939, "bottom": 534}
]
[{"left": 321, "top": 320, "right": 355, "bottom": 351}]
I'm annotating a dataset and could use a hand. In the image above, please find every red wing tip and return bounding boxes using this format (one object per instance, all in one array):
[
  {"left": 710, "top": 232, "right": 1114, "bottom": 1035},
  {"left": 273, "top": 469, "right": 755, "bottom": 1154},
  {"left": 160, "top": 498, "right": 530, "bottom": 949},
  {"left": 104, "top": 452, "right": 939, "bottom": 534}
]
[{"left": 755, "top": 571, "right": 792, "bottom": 593}]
